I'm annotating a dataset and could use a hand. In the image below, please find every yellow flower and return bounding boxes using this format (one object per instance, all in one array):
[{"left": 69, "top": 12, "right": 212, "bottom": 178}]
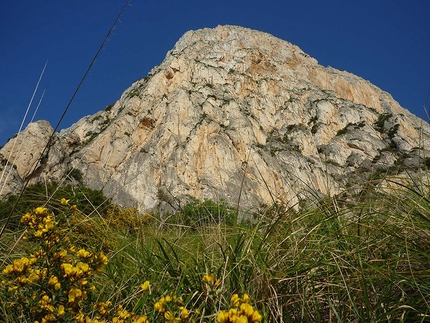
[
  {"left": 115, "top": 305, "right": 131, "bottom": 319},
  {"left": 68, "top": 286, "right": 83, "bottom": 303},
  {"left": 48, "top": 275, "right": 61, "bottom": 290},
  {"left": 231, "top": 294, "right": 240, "bottom": 307},
  {"left": 79, "top": 278, "right": 89, "bottom": 286},
  {"left": 8, "top": 285, "right": 18, "bottom": 292},
  {"left": 217, "top": 310, "right": 229, "bottom": 323},
  {"left": 34, "top": 229, "right": 44, "bottom": 237},
  {"left": 236, "top": 315, "right": 248, "bottom": 323},
  {"left": 48, "top": 275, "right": 58, "bottom": 285},
  {"left": 76, "top": 249, "right": 92, "bottom": 258},
  {"left": 141, "top": 280, "right": 150, "bottom": 291},
  {"left": 154, "top": 300, "right": 165, "bottom": 313},
  {"left": 228, "top": 308, "right": 238, "bottom": 320},
  {"left": 2, "top": 264, "right": 14, "bottom": 275},
  {"left": 133, "top": 316, "right": 149, "bottom": 323},
  {"left": 39, "top": 294, "right": 51, "bottom": 307},
  {"left": 61, "top": 198, "right": 70, "bottom": 205},
  {"left": 240, "top": 303, "right": 254, "bottom": 317},
  {"left": 16, "top": 275, "right": 29, "bottom": 284},
  {"left": 30, "top": 251, "right": 41, "bottom": 263},
  {"left": 53, "top": 249, "right": 68, "bottom": 260},
  {"left": 164, "top": 311, "right": 180, "bottom": 322},
  {"left": 41, "top": 313, "right": 56, "bottom": 322},
  {"left": 35, "top": 206, "right": 48, "bottom": 215},
  {"left": 28, "top": 268, "right": 45, "bottom": 282},
  {"left": 242, "top": 294, "right": 250, "bottom": 303},
  {"left": 61, "top": 263, "right": 75, "bottom": 276},
  {"left": 75, "top": 312, "right": 85, "bottom": 322},
  {"left": 41, "top": 214, "right": 55, "bottom": 232},
  {"left": 21, "top": 212, "right": 34, "bottom": 223},
  {"left": 76, "top": 261, "right": 90, "bottom": 273},
  {"left": 179, "top": 306, "right": 189, "bottom": 319},
  {"left": 57, "top": 305, "right": 65, "bottom": 316},
  {"left": 96, "top": 301, "right": 112, "bottom": 315},
  {"left": 203, "top": 273, "right": 215, "bottom": 283},
  {"left": 12, "top": 257, "right": 31, "bottom": 273},
  {"left": 98, "top": 252, "right": 108, "bottom": 266},
  {"left": 250, "top": 310, "right": 263, "bottom": 322},
  {"left": 220, "top": 294, "right": 263, "bottom": 323}
]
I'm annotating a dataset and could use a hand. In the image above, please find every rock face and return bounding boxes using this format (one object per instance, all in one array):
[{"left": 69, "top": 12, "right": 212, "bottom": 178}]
[{"left": 1, "top": 25, "right": 430, "bottom": 212}]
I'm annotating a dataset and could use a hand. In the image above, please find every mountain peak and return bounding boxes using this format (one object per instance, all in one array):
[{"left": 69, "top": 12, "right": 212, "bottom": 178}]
[{"left": 1, "top": 26, "right": 430, "bottom": 213}]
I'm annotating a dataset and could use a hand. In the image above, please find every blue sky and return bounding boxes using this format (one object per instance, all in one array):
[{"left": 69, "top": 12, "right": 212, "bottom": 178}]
[{"left": 1, "top": 0, "right": 429, "bottom": 146}]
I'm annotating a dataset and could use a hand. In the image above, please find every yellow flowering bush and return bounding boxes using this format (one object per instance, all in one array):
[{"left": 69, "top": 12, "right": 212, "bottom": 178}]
[
  {"left": 105, "top": 205, "right": 152, "bottom": 234},
  {"left": 1, "top": 199, "right": 264, "bottom": 323},
  {"left": 1, "top": 201, "right": 148, "bottom": 323},
  {"left": 149, "top": 275, "right": 262, "bottom": 323},
  {"left": 153, "top": 293, "right": 195, "bottom": 323},
  {"left": 216, "top": 294, "right": 263, "bottom": 323}
]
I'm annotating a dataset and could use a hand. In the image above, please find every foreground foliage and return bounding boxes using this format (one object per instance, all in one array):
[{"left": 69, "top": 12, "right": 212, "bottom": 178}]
[
  {"left": 0, "top": 190, "right": 262, "bottom": 322},
  {"left": 1, "top": 178, "right": 430, "bottom": 322},
  {"left": 1, "top": 201, "right": 148, "bottom": 322}
]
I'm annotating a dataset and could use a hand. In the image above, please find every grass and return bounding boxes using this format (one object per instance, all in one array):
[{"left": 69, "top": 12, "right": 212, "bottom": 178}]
[{"left": 0, "top": 178, "right": 429, "bottom": 322}]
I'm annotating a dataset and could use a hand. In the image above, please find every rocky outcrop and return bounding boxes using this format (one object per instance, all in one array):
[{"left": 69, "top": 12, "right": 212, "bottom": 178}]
[
  {"left": 1, "top": 25, "right": 430, "bottom": 213},
  {"left": 0, "top": 121, "right": 71, "bottom": 182}
]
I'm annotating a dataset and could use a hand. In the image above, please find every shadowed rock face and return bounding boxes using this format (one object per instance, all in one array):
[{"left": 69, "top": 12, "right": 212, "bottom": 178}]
[{"left": 1, "top": 25, "right": 430, "bottom": 212}]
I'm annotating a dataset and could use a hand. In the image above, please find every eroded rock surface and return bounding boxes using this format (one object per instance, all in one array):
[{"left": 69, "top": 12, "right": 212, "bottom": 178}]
[{"left": 2, "top": 25, "right": 430, "bottom": 213}]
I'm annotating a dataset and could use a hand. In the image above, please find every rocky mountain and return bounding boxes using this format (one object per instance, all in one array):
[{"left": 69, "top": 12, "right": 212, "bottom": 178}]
[{"left": 1, "top": 25, "right": 430, "bottom": 213}]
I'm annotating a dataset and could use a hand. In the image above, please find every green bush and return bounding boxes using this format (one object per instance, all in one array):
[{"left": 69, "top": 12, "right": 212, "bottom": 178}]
[{"left": 178, "top": 198, "right": 236, "bottom": 227}]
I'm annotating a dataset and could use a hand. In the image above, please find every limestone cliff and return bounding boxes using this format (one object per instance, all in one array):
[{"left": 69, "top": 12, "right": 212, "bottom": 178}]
[{"left": 1, "top": 25, "right": 430, "bottom": 212}]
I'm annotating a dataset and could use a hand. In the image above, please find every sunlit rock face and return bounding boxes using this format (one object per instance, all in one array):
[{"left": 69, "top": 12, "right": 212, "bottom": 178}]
[{"left": 2, "top": 25, "right": 430, "bottom": 212}]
